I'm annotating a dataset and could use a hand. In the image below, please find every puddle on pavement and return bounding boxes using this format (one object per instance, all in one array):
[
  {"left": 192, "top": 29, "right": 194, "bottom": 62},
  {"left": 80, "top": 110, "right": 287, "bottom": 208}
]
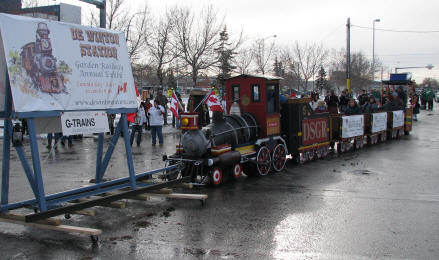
[{"left": 349, "top": 169, "right": 374, "bottom": 175}]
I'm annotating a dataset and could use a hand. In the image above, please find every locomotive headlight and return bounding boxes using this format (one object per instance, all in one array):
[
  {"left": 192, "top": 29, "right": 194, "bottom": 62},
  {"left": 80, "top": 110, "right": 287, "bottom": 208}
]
[
  {"left": 182, "top": 118, "right": 189, "bottom": 126},
  {"left": 207, "top": 159, "right": 214, "bottom": 166}
]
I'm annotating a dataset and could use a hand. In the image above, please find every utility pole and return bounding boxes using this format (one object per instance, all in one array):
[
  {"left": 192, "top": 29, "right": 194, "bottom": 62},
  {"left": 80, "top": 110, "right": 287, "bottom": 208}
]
[{"left": 346, "top": 17, "right": 351, "bottom": 94}]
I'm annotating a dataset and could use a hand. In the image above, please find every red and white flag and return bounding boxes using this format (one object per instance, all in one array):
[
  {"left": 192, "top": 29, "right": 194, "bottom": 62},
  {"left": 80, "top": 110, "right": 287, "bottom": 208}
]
[
  {"left": 169, "top": 91, "right": 180, "bottom": 119},
  {"left": 204, "top": 91, "right": 223, "bottom": 112}
]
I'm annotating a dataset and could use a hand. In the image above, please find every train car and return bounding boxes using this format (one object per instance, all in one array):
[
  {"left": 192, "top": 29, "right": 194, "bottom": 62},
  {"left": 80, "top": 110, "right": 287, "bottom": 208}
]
[
  {"left": 281, "top": 98, "right": 330, "bottom": 163},
  {"left": 329, "top": 113, "right": 365, "bottom": 153},
  {"left": 382, "top": 73, "right": 415, "bottom": 138},
  {"left": 364, "top": 112, "right": 388, "bottom": 144}
]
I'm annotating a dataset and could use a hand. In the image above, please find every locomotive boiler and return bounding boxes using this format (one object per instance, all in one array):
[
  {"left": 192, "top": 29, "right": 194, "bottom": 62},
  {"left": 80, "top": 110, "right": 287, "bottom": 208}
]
[{"left": 180, "top": 111, "right": 258, "bottom": 157}]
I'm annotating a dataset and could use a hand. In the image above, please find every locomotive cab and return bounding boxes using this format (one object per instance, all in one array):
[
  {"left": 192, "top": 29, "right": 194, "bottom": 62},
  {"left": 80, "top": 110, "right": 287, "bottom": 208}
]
[{"left": 225, "top": 74, "right": 282, "bottom": 138}]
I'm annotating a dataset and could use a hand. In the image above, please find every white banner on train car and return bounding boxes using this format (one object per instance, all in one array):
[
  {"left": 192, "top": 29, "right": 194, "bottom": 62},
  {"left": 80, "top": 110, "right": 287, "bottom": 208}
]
[
  {"left": 341, "top": 115, "right": 364, "bottom": 138},
  {"left": 0, "top": 13, "right": 137, "bottom": 112},
  {"left": 372, "top": 112, "right": 387, "bottom": 133},
  {"left": 61, "top": 111, "right": 109, "bottom": 135},
  {"left": 392, "top": 110, "right": 404, "bottom": 128}
]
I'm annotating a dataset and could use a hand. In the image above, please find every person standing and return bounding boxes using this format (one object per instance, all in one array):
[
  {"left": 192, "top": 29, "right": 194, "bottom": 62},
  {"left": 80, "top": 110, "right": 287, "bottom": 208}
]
[
  {"left": 426, "top": 90, "right": 434, "bottom": 111},
  {"left": 60, "top": 135, "right": 73, "bottom": 147},
  {"left": 339, "top": 90, "right": 349, "bottom": 113},
  {"left": 325, "top": 90, "right": 339, "bottom": 114},
  {"left": 130, "top": 103, "right": 146, "bottom": 146},
  {"left": 358, "top": 89, "right": 368, "bottom": 106},
  {"left": 156, "top": 92, "right": 168, "bottom": 125},
  {"left": 143, "top": 98, "right": 152, "bottom": 131},
  {"left": 148, "top": 99, "right": 165, "bottom": 146},
  {"left": 47, "top": 132, "right": 61, "bottom": 149},
  {"left": 410, "top": 89, "right": 420, "bottom": 121}
]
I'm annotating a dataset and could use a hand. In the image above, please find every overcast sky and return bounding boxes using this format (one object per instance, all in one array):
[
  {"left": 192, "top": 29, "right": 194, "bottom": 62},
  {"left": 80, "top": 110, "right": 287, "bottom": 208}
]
[{"left": 54, "top": 0, "right": 439, "bottom": 82}]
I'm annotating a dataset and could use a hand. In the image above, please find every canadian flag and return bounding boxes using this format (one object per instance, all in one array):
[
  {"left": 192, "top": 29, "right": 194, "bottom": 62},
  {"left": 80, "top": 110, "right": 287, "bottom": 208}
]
[
  {"left": 204, "top": 91, "right": 223, "bottom": 112},
  {"left": 169, "top": 91, "right": 180, "bottom": 119}
]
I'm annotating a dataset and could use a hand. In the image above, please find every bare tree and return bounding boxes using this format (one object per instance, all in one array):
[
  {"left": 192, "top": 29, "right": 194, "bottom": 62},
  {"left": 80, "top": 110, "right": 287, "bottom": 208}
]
[
  {"left": 89, "top": 0, "right": 149, "bottom": 62},
  {"left": 145, "top": 11, "right": 178, "bottom": 90},
  {"left": 170, "top": 5, "right": 223, "bottom": 87},
  {"left": 329, "top": 48, "right": 378, "bottom": 93},
  {"left": 290, "top": 42, "right": 328, "bottom": 93},
  {"left": 252, "top": 36, "right": 276, "bottom": 75},
  {"left": 234, "top": 47, "right": 254, "bottom": 74}
]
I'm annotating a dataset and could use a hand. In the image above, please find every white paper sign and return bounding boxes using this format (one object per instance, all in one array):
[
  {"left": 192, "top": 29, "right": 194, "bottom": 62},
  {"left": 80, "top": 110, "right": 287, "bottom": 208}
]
[
  {"left": 372, "top": 112, "right": 387, "bottom": 133},
  {"left": 0, "top": 13, "right": 137, "bottom": 112},
  {"left": 342, "top": 115, "right": 364, "bottom": 138},
  {"left": 61, "top": 111, "right": 109, "bottom": 135},
  {"left": 392, "top": 110, "right": 404, "bottom": 128}
]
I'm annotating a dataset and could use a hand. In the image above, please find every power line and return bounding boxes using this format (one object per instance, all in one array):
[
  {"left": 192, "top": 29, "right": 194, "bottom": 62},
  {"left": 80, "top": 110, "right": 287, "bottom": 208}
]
[
  {"left": 319, "top": 24, "right": 345, "bottom": 42},
  {"left": 365, "top": 53, "right": 439, "bottom": 57},
  {"left": 352, "top": 24, "right": 439, "bottom": 33}
]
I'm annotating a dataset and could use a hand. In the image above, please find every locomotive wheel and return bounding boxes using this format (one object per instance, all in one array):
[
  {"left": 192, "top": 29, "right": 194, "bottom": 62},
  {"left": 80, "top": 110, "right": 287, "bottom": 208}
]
[
  {"left": 398, "top": 129, "right": 404, "bottom": 137},
  {"left": 300, "top": 153, "right": 307, "bottom": 164},
  {"left": 323, "top": 146, "right": 329, "bottom": 157},
  {"left": 256, "top": 146, "right": 271, "bottom": 176},
  {"left": 272, "top": 143, "right": 287, "bottom": 172},
  {"left": 210, "top": 167, "right": 223, "bottom": 186},
  {"left": 337, "top": 142, "right": 345, "bottom": 153},
  {"left": 231, "top": 163, "right": 242, "bottom": 180},
  {"left": 355, "top": 139, "right": 361, "bottom": 150},
  {"left": 316, "top": 148, "right": 323, "bottom": 159},
  {"left": 307, "top": 150, "right": 315, "bottom": 161}
]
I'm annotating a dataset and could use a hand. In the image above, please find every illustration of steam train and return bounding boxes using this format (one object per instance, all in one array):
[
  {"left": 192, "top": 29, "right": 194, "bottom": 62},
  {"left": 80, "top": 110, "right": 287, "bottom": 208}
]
[
  {"left": 165, "top": 74, "right": 413, "bottom": 186},
  {"left": 20, "top": 22, "right": 66, "bottom": 94}
]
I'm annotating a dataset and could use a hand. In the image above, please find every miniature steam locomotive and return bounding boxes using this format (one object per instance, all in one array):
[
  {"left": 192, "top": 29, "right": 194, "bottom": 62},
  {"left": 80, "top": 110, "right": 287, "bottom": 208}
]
[
  {"left": 21, "top": 22, "right": 66, "bottom": 94},
  {"left": 165, "top": 74, "right": 413, "bottom": 186}
]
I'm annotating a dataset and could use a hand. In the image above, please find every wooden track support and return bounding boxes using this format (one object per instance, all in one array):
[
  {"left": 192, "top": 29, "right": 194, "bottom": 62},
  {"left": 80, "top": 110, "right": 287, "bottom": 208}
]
[{"left": 0, "top": 213, "right": 101, "bottom": 235}]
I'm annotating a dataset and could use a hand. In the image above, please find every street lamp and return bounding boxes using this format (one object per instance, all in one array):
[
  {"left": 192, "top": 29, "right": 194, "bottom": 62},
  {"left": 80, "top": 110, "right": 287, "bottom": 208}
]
[
  {"left": 395, "top": 64, "right": 434, "bottom": 73},
  {"left": 372, "top": 18, "right": 380, "bottom": 81}
]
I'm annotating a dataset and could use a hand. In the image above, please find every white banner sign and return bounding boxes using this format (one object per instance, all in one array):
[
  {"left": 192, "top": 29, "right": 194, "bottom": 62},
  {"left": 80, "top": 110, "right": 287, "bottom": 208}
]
[
  {"left": 342, "top": 115, "right": 364, "bottom": 138},
  {"left": 392, "top": 110, "right": 404, "bottom": 128},
  {"left": 61, "top": 111, "right": 109, "bottom": 135},
  {"left": 0, "top": 13, "right": 137, "bottom": 112},
  {"left": 372, "top": 112, "right": 387, "bottom": 133}
]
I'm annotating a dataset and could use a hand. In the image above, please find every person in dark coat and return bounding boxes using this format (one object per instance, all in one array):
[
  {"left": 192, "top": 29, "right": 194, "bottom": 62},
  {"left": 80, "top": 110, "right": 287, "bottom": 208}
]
[
  {"left": 339, "top": 90, "right": 349, "bottom": 113},
  {"left": 362, "top": 96, "right": 379, "bottom": 113},
  {"left": 382, "top": 96, "right": 403, "bottom": 111},
  {"left": 325, "top": 90, "right": 339, "bottom": 114},
  {"left": 410, "top": 89, "right": 420, "bottom": 121},
  {"left": 358, "top": 89, "right": 368, "bottom": 106},
  {"left": 344, "top": 99, "right": 363, "bottom": 115}
]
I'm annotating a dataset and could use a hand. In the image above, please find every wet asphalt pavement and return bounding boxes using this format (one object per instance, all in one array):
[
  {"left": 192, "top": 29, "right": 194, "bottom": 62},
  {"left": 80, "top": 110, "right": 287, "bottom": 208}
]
[{"left": 1, "top": 108, "right": 439, "bottom": 260}]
